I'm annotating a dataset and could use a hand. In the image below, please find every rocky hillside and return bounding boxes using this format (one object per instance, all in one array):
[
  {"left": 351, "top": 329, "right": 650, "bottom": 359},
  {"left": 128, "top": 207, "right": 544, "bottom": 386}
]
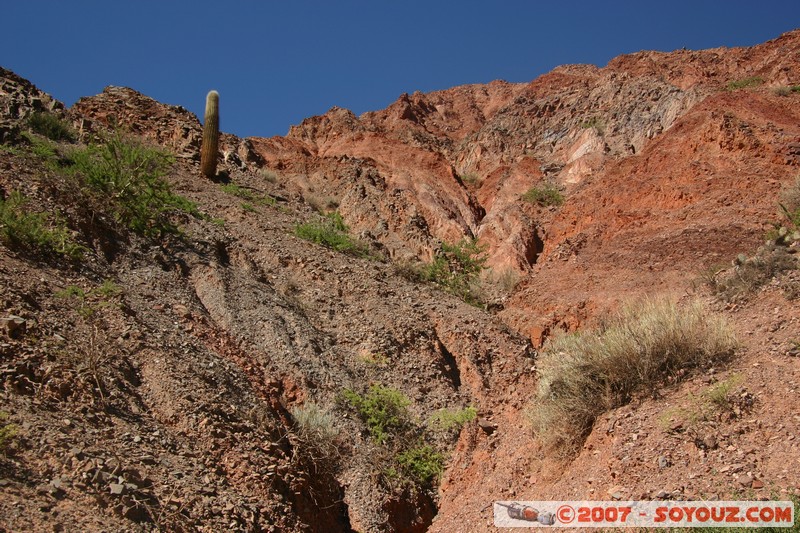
[{"left": 1, "top": 29, "right": 800, "bottom": 532}]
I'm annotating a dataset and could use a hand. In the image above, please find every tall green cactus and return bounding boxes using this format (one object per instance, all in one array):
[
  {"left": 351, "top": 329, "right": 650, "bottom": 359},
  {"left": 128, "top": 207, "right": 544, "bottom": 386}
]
[{"left": 200, "top": 90, "right": 220, "bottom": 178}]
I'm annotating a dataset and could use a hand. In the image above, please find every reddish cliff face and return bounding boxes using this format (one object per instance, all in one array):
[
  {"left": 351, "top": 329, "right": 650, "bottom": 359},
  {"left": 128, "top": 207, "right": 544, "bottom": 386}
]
[{"left": 248, "top": 29, "right": 800, "bottom": 339}]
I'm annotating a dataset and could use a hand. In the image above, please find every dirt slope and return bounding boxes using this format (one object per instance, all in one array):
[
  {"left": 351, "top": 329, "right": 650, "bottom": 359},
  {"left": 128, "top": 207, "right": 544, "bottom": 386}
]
[{"left": 2, "top": 29, "right": 800, "bottom": 532}]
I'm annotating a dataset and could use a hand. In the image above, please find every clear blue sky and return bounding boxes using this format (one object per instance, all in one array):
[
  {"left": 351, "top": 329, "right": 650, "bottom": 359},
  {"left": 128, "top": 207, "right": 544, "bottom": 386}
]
[{"left": 2, "top": 1, "right": 798, "bottom": 138}]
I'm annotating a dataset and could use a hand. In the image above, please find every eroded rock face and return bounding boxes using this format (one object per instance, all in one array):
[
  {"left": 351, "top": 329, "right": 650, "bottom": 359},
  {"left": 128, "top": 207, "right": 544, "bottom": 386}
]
[
  {"left": 0, "top": 66, "right": 65, "bottom": 141},
  {"left": 245, "top": 30, "right": 800, "bottom": 341}
]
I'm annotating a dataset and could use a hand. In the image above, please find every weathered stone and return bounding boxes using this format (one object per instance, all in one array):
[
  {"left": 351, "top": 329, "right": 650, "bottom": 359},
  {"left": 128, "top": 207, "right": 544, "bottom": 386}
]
[{"left": 478, "top": 418, "right": 497, "bottom": 435}]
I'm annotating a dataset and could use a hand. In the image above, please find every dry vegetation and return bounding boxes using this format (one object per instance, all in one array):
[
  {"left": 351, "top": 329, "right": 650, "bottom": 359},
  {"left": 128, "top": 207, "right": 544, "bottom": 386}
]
[{"left": 529, "top": 297, "right": 739, "bottom": 455}]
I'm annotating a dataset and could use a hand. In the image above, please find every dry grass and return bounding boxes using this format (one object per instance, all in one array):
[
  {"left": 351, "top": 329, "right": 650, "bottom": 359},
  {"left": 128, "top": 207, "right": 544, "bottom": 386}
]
[
  {"left": 528, "top": 296, "right": 738, "bottom": 455},
  {"left": 290, "top": 402, "right": 341, "bottom": 465},
  {"left": 705, "top": 246, "right": 797, "bottom": 302}
]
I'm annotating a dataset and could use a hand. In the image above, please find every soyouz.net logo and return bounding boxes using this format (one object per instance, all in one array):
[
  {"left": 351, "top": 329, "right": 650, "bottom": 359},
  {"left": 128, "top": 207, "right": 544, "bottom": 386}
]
[{"left": 494, "top": 501, "right": 795, "bottom": 528}]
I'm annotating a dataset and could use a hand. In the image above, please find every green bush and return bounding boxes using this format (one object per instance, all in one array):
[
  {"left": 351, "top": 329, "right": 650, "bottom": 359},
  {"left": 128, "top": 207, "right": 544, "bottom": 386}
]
[
  {"left": 20, "top": 131, "right": 62, "bottom": 166},
  {"left": 460, "top": 172, "right": 480, "bottom": 186},
  {"left": 0, "top": 412, "right": 17, "bottom": 455},
  {"left": 69, "top": 132, "right": 200, "bottom": 237},
  {"left": 529, "top": 297, "right": 738, "bottom": 455},
  {"left": 220, "top": 182, "right": 275, "bottom": 207},
  {"left": 343, "top": 384, "right": 411, "bottom": 444},
  {"left": 395, "top": 445, "right": 444, "bottom": 486},
  {"left": 294, "top": 212, "right": 369, "bottom": 256},
  {"left": 580, "top": 116, "right": 606, "bottom": 134},
  {"left": 726, "top": 76, "right": 764, "bottom": 91},
  {"left": 26, "top": 112, "right": 75, "bottom": 142},
  {"left": 422, "top": 238, "right": 487, "bottom": 305},
  {"left": 522, "top": 184, "right": 564, "bottom": 207},
  {"left": 0, "top": 190, "right": 85, "bottom": 259},
  {"left": 428, "top": 406, "right": 477, "bottom": 431}
]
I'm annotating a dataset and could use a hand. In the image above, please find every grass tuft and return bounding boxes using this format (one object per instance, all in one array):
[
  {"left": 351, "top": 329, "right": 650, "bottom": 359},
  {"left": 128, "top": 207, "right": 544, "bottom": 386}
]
[
  {"left": 726, "top": 76, "right": 764, "bottom": 91},
  {"left": 0, "top": 190, "right": 85, "bottom": 259},
  {"left": 294, "top": 212, "right": 370, "bottom": 257},
  {"left": 522, "top": 184, "right": 564, "bottom": 207},
  {"left": 529, "top": 297, "right": 738, "bottom": 455}
]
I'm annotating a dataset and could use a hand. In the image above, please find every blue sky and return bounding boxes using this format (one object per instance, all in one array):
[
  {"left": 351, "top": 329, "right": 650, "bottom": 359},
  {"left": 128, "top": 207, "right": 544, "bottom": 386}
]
[{"left": 2, "top": 1, "right": 798, "bottom": 138}]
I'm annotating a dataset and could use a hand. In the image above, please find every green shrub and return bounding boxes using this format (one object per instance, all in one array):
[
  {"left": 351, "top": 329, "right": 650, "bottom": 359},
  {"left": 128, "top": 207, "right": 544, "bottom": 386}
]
[
  {"left": 20, "top": 131, "right": 61, "bottom": 165},
  {"left": 0, "top": 412, "right": 17, "bottom": 455},
  {"left": 26, "top": 112, "right": 75, "bottom": 142},
  {"left": 580, "top": 116, "right": 605, "bottom": 134},
  {"left": 428, "top": 406, "right": 477, "bottom": 431},
  {"left": 726, "top": 76, "right": 764, "bottom": 91},
  {"left": 460, "top": 172, "right": 480, "bottom": 186},
  {"left": 395, "top": 445, "right": 444, "bottom": 486},
  {"left": 0, "top": 190, "right": 85, "bottom": 259},
  {"left": 55, "top": 280, "right": 122, "bottom": 319},
  {"left": 522, "top": 184, "right": 564, "bottom": 207},
  {"left": 422, "top": 238, "right": 487, "bottom": 305},
  {"left": 220, "top": 182, "right": 275, "bottom": 208},
  {"left": 294, "top": 212, "right": 369, "bottom": 256},
  {"left": 95, "top": 279, "right": 122, "bottom": 298},
  {"left": 529, "top": 297, "right": 738, "bottom": 455},
  {"left": 69, "top": 132, "right": 200, "bottom": 237},
  {"left": 343, "top": 384, "right": 411, "bottom": 444}
]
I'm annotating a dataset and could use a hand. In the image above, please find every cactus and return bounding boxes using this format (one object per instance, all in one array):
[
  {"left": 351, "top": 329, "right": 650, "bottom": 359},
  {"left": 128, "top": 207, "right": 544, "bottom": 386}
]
[{"left": 200, "top": 90, "right": 219, "bottom": 178}]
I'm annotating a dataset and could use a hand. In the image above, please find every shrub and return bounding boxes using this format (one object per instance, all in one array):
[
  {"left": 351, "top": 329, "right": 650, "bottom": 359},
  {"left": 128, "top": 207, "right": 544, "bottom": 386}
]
[
  {"left": 291, "top": 402, "right": 341, "bottom": 462},
  {"left": 522, "top": 184, "right": 564, "bottom": 207},
  {"left": 342, "top": 384, "right": 411, "bottom": 444},
  {"left": 428, "top": 406, "right": 477, "bottom": 431},
  {"left": 529, "top": 297, "right": 738, "bottom": 455},
  {"left": 26, "top": 112, "right": 75, "bottom": 142},
  {"left": 70, "top": 132, "right": 200, "bottom": 237},
  {"left": 726, "top": 76, "right": 764, "bottom": 91},
  {"left": 422, "top": 238, "right": 487, "bottom": 305},
  {"left": 21, "top": 131, "right": 61, "bottom": 165},
  {"left": 294, "top": 212, "right": 369, "bottom": 256},
  {"left": 258, "top": 168, "right": 279, "bottom": 183},
  {"left": 706, "top": 246, "right": 797, "bottom": 302},
  {"left": 460, "top": 172, "right": 480, "bottom": 186},
  {"left": 703, "top": 373, "right": 744, "bottom": 411},
  {"left": 0, "top": 412, "right": 17, "bottom": 455},
  {"left": 0, "top": 190, "right": 85, "bottom": 259},
  {"left": 780, "top": 176, "right": 800, "bottom": 228},
  {"left": 55, "top": 280, "right": 121, "bottom": 319},
  {"left": 395, "top": 445, "right": 444, "bottom": 486},
  {"left": 580, "top": 116, "right": 605, "bottom": 134},
  {"left": 304, "top": 193, "right": 339, "bottom": 213},
  {"left": 220, "top": 182, "right": 275, "bottom": 207}
]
